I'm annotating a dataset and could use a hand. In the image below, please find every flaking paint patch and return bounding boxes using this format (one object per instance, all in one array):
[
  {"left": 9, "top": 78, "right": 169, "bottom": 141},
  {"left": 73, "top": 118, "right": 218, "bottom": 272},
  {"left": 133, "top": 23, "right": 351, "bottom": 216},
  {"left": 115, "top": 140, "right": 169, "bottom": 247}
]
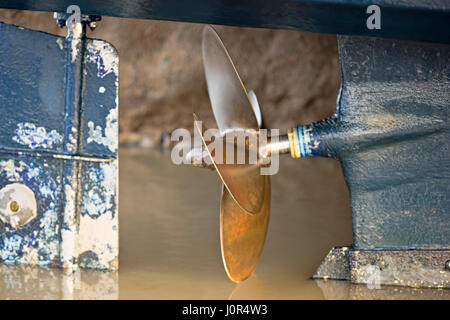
[
  {"left": 60, "top": 182, "right": 77, "bottom": 269},
  {"left": 81, "top": 161, "right": 117, "bottom": 218},
  {"left": 0, "top": 160, "right": 25, "bottom": 181},
  {"left": 78, "top": 213, "right": 118, "bottom": 269},
  {"left": 13, "top": 123, "right": 63, "bottom": 150},
  {"left": 78, "top": 160, "right": 118, "bottom": 269},
  {"left": 56, "top": 38, "right": 64, "bottom": 51},
  {"left": 86, "top": 108, "right": 118, "bottom": 153},
  {"left": 86, "top": 40, "right": 118, "bottom": 78},
  {"left": 0, "top": 159, "right": 60, "bottom": 266},
  {"left": 0, "top": 157, "right": 118, "bottom": 270},
  {"left": 68, "top": 23, "right": 82, "bottom": 63},
  {"left": 66, "top": 127, "right": 78, "bottom": 153}
]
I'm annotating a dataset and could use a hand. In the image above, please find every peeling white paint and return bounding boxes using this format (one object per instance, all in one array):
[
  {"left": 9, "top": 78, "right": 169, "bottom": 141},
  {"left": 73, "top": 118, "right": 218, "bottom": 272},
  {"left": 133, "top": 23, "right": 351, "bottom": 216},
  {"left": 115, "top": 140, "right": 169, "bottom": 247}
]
[
  {"left": 86, "top": 108, "right": 118, "bottom": 152},
  {"left": 60, "top": 182, "right": 77, "bottom": 269},
  {"left": 13, "top": 123, "right": 63, "bottom": 150},
  {"left": 0, "top": 160, "right": 60, "bottom": 267},
  {"left": 78, "top": 212, "right": 118, "bottom": 268},
  {"left": 68, "top": 22, "right": 83, "bottom": 63},
  {"left": 0, "top": 157, "right": 119, "bottom": 269},
  {"left": 0, "top": 160, "right": 25, "bottom": 181},
  {"left": 0, "top": 138, "right": 118, "bottom": 270},
  {"left": 86, "top": 40, "right": 118, "bottom": 78},
  {"left": 82, "top": 161, "right": 117, "bottom": 218},
  {"left": 0, "top": 234, "right": 22, "bottom": 261},
  {"left": 56, "top": 38, "right": 64, "bottom": 51},
  {"left": 78, "top": 160, "right": 118, "bottom": 269},
  {"left": 0, "top": 208, "right": 59, "bottom": 266},
  {"left": 66, "top": 127, "right": 78, "bottom": 153}
]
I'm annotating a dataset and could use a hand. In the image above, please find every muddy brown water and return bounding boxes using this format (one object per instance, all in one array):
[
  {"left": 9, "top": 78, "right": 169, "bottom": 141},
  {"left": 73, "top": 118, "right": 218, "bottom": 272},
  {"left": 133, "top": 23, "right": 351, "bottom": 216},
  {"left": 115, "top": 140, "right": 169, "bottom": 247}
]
[{"left": 0, "top": 148, "right": 448, "bottom": 299}]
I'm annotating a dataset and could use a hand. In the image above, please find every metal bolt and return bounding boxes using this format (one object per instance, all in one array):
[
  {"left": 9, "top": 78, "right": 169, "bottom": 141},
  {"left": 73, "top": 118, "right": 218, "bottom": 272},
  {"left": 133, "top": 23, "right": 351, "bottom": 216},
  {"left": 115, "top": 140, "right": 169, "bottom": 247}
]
[
  {"left": 88, "top": 21, "right": 98, "bottom": 31},
  {"left": 9, "top": 201, "right": 20, "bottom": 213},
  {"left": 0, "top": 184, "right": 37, "bottom": 229},
  {"left": 445, "top": 260, "right": 450, "bottom": 271}
]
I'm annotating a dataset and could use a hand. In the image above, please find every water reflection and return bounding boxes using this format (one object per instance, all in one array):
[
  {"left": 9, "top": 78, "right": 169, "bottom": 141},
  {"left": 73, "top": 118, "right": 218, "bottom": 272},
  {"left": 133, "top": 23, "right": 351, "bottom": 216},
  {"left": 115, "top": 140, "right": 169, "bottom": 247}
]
[{"left": 0, "top": 264, "right": 118, "bottom": 300}]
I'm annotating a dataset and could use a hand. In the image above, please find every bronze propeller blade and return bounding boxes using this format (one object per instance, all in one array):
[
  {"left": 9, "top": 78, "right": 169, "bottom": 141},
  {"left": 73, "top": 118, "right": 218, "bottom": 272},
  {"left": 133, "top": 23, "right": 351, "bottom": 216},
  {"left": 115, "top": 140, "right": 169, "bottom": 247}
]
[
  {"left": 193, "top": 25, "right": 273, "bottom": 282},
  {"left": 202, "top": 25, "right": 266, "bottom": 215},
  {"left": 194, "top": 112, "right": 271, "bottom": 282},
  {"left": 220, "top": 177, "right": 270, "bottom": 282}
]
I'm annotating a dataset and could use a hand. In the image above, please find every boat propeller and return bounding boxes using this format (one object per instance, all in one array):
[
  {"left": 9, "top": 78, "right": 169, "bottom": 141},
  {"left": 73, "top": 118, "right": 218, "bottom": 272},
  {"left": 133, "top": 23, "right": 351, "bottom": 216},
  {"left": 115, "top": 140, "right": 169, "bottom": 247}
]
[{"left": 188, "top": 25, "right": 317, "bottom": 282}]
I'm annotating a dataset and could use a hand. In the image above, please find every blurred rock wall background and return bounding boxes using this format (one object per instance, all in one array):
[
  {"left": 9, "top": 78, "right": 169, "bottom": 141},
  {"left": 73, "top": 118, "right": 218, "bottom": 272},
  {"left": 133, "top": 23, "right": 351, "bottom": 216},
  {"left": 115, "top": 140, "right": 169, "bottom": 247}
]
[{"left": 0, "top": 9, "right": 340, "bottom": 148}]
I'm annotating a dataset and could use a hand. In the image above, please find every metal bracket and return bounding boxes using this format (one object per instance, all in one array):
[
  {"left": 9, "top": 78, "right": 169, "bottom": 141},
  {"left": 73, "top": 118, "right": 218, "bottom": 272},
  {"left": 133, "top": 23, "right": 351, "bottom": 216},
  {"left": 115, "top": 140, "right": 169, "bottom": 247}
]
[
  {"left": 314, "top": 247, "right": 450, "bottom": 289},
  {"left": 0, "top": 21, "right": 119, "bottom": 271},
  {"left": 53, "top": 12, "right": 101, "bottom": 31}
]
